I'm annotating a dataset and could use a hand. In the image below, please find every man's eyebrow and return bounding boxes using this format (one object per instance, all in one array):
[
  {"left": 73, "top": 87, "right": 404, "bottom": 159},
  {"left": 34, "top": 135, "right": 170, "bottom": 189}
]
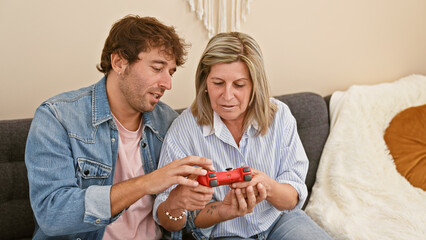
[
  {"left": 151, "top": 60, "right": 167, "bottom": 65},
  {"left": 151, "top": 59, "right": 177, "bottom": 72}
]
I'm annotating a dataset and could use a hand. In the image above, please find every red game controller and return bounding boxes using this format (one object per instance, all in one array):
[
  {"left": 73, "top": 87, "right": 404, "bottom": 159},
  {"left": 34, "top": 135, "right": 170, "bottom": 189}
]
[{"left": 197, "top": 167, "right": 252, "bottom": 187}]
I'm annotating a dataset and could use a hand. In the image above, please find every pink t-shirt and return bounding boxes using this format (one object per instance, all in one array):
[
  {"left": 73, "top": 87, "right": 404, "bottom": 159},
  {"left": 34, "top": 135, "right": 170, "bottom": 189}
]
[{"left": 103, "top": 116, "right": 162, "bottom": 240}]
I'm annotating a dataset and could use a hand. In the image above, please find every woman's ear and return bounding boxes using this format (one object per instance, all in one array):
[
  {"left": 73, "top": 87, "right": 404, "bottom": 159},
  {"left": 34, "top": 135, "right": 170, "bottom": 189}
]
[{"left": 111, "top": 52, "right": 128, "bottom": 75}]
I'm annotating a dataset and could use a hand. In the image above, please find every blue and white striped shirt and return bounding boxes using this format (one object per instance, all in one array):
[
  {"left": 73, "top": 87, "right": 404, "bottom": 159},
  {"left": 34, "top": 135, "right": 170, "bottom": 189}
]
[{"left": 154, "top": 98, "right": 308, "bottom": 238}]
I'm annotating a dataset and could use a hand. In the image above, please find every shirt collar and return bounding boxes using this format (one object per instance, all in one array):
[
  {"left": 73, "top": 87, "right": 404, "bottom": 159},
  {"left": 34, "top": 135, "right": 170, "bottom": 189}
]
[
  {"left": 248, "top": 120, "right": 259, "bottom": 136},
  {"left": 202, "top": 111, "right": 259, "bottom": 137},
  {"left": 202, "top": 111, "right": 220, "bottom": 137}
]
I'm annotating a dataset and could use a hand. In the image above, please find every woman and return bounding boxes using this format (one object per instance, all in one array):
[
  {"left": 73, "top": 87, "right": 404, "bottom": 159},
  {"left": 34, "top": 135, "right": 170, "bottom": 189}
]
[{"left": 153, "top": 32, "right": 332, "bottom": 239}]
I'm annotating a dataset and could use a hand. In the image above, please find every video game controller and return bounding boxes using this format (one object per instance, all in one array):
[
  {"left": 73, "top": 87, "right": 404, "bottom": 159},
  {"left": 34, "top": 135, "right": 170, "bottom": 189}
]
[{"left": 197, "top": 167, "right": 252, "bottom": 187}]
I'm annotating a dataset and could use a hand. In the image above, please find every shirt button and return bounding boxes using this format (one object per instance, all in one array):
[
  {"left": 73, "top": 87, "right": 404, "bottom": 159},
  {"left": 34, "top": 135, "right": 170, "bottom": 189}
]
[
  {"left": 141, "top": 142, "right": 147, "bottom": 148},
  {"left": 95, "top": 219, "right": 101, "bottom": 224},
  {"left": 111, "top": 138, "right": 116, "bottom": 142}
]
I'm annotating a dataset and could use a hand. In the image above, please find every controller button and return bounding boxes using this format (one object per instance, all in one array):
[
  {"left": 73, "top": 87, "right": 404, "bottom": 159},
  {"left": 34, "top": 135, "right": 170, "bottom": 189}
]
[
  {"left": 210, "top": 180, "right": 218, "bottom": 187},
  {"left": 208, "top": 173, "right": 216, "bottom": 178},
  {"left": 242, "top": 167, "right": 250, "bottom": 172},
  {"left": 244, "top": 175, "right": 252, "bottom": 181}
]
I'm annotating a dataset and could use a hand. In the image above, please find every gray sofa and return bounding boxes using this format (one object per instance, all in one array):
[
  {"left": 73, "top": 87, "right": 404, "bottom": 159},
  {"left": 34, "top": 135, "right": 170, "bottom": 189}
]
[{"left": 0, "top": 92, "right": 330, "bottom": 240}]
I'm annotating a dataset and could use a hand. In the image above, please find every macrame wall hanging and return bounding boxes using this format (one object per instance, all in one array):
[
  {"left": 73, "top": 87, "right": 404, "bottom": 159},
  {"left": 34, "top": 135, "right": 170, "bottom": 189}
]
[{"left": 186, "top": 0, "right": 253, "bottom": 38}]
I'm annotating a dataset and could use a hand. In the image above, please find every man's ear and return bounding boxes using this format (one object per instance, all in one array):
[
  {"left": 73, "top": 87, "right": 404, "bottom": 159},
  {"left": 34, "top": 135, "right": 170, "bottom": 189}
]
[{"left": 111, "top": 52, "right": 128, "bottom": 75}]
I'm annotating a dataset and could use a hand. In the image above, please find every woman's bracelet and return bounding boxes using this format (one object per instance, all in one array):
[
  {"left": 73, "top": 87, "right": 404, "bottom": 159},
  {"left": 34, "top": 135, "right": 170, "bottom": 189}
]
[{"left": 165, "top": 210, "right": 186, "bottom": 221}]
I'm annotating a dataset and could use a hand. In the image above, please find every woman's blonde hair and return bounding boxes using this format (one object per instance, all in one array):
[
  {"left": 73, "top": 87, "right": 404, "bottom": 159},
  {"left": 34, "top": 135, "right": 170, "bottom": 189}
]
[{"left": 190, "top": 32, "right": 277, "bottom": 136}]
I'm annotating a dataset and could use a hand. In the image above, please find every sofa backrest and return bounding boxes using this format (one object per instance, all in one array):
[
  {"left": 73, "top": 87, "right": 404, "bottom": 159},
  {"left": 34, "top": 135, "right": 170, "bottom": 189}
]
[
  {"left": 0, "top": 118, "right": 34, "bottom": 240},
  {"left": 0, "top": 92, "right": 329, "bottom": 239},
  {"left": 275, "top": 92, "right": 330, "bottom": 209}
]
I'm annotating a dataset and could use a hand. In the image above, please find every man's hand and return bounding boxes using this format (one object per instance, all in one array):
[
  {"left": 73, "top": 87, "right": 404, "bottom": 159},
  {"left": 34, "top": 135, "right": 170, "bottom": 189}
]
[
  {"left": 110, "top": 156, "right": 214, "bottom": 216},
  {"left": 142, "top": 156, "right": 214, "bottom": 195}
]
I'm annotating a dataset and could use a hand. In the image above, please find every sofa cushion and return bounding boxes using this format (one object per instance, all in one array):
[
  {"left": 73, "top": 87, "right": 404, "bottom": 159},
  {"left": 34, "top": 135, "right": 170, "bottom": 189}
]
[
  {"left": 274, "top": 93, "right": 330, "bottom": 209},
  {"left": 0, "top": 118, "right": 35, "bottom": 239}
]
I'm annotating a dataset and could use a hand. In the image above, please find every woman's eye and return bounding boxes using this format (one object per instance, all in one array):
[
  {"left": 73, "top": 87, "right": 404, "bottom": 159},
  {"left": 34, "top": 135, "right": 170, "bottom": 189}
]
[
  {"left": 234, "top": 83, "right": 244, "bottom": 88},
  {"left": 152, "top": 67, "right": 162, "bottom": 72},
  {"left": 213, "top": 82, "right": 224, "bottom": 85}
]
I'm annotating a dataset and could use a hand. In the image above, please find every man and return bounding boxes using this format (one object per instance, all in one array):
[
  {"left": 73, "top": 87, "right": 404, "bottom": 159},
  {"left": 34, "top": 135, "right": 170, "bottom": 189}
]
[{"left": 25, "top": 15, "right": 214, "bottom": 239}]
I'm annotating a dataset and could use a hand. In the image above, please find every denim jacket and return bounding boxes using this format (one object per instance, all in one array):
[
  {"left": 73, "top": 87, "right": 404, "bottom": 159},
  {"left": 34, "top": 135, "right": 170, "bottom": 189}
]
[{"left": 25, "top": 77, "right": 180, "bottom": 239}]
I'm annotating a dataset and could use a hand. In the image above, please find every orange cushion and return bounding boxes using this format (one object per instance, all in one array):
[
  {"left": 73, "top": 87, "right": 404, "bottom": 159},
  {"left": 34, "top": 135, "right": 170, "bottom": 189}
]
[{"left": 384, "top": 104, "right": 426, "bottom": 191}]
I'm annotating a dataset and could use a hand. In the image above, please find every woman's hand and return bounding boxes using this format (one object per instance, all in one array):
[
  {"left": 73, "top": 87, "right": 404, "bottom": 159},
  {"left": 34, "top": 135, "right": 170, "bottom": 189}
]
[
  {"left": 157, "top": 166, "right": 215, "bottom": 232},
  {"left": 231, "top": 168, "right": 299, "bottom": 210},
  {"left": 231, "top": 168, "right": 275, "bottom": 196},
  {"left": 218, "top": 184, "right": 267, "bottom": 220},
  {"left": 165, "top": 174, "right": 215, "bottom": 211},
  {"left": 194, "top": 183, "right": 267, "bottom": 228}
]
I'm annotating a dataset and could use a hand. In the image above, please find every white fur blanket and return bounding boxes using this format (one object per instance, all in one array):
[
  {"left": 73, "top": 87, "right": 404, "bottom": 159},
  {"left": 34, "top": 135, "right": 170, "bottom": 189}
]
[{"left": 305, "top": 75, "right": 426, "bottom": 240}]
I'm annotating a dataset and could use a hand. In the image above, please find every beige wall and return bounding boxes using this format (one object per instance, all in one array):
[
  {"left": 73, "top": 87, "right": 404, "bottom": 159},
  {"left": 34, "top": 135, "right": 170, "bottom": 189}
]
[{"left": 1, "top": 0, "right": 425, "bottom": 120}]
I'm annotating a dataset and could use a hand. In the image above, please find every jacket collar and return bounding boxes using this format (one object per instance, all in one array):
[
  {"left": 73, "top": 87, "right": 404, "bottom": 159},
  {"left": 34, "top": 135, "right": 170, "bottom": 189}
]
[
  {"left": 92, "top": 76, "right": 113, "bottom": 127},
  {"left": 142, "top": 111, "right": 155, "bottom": 132}
]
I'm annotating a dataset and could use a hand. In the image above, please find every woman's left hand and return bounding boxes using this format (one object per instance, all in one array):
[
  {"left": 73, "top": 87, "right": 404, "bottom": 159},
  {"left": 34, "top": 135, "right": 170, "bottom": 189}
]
[
  {"left": 231, "top": 168, "right": 275, "bottom": 198},
  {"left": 231, "top": 168, "right": 299, "bottom": 210},
  {"left": 217, "top": 183, "right": 267, "bottom": 221}
]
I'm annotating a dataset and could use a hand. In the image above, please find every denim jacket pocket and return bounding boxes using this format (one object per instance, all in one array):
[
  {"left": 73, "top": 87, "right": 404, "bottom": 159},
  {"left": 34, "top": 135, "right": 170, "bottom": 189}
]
[{"left": 77, "top": 158, "right": 112, "bottom": 188}]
